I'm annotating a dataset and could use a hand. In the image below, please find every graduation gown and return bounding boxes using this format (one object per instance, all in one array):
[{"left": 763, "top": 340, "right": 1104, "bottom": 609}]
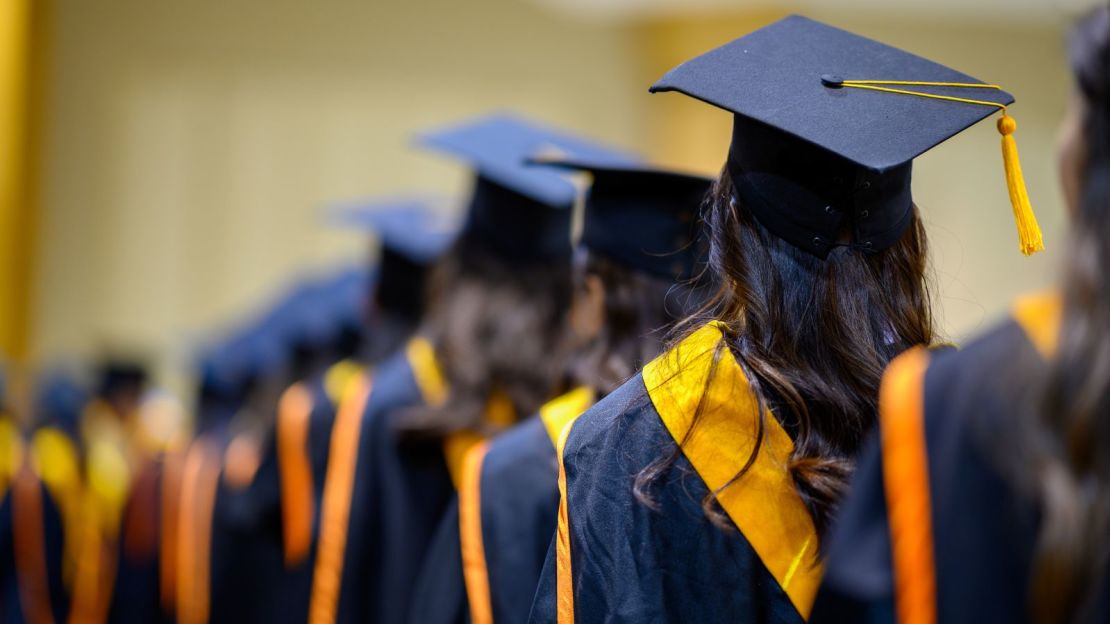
[
  {"left": 0, "top": 422, "right": 80, "bottom": 623},
  {"left": 199, "top": 361, "right": 370, "bottom": 623},
  {"left": 529, "top": 322, "right": 822, "bottom": 624},
  {"left": 332, "top": 337, "right": 511, "bottom": 624},
  {"left": 109, "top": 455, "right": 165, "bottom": 624},
  {"left": 408, "top": 386, "right": 596, "bottom": 624},
  {"left": 811, "top": 292, "right": 1110, "bottom": 624}
]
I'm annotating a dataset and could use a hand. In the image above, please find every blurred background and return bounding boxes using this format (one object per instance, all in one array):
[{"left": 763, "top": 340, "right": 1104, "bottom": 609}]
[{"left": 1, "top": 0, "right": 1092, "bottom": 401}]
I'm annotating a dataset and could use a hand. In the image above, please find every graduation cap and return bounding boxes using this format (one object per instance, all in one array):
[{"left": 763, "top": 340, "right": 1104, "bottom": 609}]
[
  {"left": 531, "top": 156, "right": 712, "bottom": 280},
  {"left": 650, "top": 15, "right": 1042, "bottom": 258},
  {"left": 196, "top": 337, "right": 255, "bottom": 405},
  {"left": 417, "top": 113, "right": 641, "bottom": 262},
  {"left": 95, "top": 359, "right": 148, "bottom": 401},
  {"left": 34, "top": 371, "right": 89, "bottom": 437},
  {"left": 311, "top": 265, "right": 374, "bottom": 359},
  {"left": 328, "top": 196, "right": 459, "bottom": 318}
]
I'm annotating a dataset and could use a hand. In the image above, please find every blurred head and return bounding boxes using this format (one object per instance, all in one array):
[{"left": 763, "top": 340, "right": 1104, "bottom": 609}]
[
  {"left": 564, "top": 249, "right": 706, "bottom": 395},
  {"left": 1056, "top": 84, "right": 1088, "bottom": 218},
  {"left": 399, "top": 233, "right": 572, "bottom": 439},
  {"left": 1030, "top": 6, "right": 1110, "bottom": 623},
  {"left": 96, "top": 360, "right": 149, "bottom": 418},
  {"left": 558, "top": 164, "right": 714, "bottom": 394}
]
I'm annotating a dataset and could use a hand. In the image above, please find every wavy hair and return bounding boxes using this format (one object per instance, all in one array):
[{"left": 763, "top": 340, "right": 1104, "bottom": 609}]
[
  {"left": 565, "top": 251, "right": 709, "bottom": 396},
  {"left": 636, "top": 167, "right": 935, "bottom": 538},
  {"left": 398, "top": 236, "right": 572, "bottom": 438},
  {"left": 1028, "top": 7, "right": 1110, "bottom": 622}
]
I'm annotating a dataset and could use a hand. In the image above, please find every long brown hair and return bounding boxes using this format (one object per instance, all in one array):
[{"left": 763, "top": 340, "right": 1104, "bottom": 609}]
[
  {"left": 399, "top": 235, "right": 572, "bottom": 438},
  {"left": 636, "top": 167, "right": 935, "bottom": 537},
  {"left": 565, "top": 251, "right": 709, "bottom": 396},
  {"left": 1028, "top": 7, "right": 1110, "bottom": 622}
]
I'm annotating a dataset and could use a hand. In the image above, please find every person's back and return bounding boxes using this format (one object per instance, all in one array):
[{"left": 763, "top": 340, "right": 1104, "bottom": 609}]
[
  {"left": 815, "top": 292, "right": 1110, "bottom": 623},
  {"left": 814, "top": 8, "right": 1110, "bottom": 623},
  {"left": 528, "top": 13, "right": 1047, "bottom": 623},
  {"left": 407, "top": 161, "right": 712, "bottom": 624},
  {"left": 328, "top": 114, "right": 640, "bottom": 624}
]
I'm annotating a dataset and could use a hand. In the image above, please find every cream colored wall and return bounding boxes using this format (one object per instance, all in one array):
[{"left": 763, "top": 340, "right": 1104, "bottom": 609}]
[
  {"left": 33, "top": 0, "right": 648, "bottom": 392},
  {"left": 33, "top": 0, "right": 1073, "bottom": 393}
]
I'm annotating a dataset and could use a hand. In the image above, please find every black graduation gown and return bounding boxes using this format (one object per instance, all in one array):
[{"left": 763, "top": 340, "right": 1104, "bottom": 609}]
[
  {"left": 529, "top": 322, "right": 821, "bottom": 624},
  {"left": 0, "top": 424, "right": 76, "bottom": 624},
  {"left": 109, "top": 456, "right": 165, "bottom": 624},
  {"left": 337, "top": 337, "right": 491, "bottom": 624},
  {"left": 205, "top": 432, "right": 287, "bottom": 623},
  {"left": 206, "top": 361, "right": 366, "bottom": 623},
  {"left": 408, "top": 386, "right": 596, "bottom": 624},
  {"left": 811, "top": 292, "right": 1110, "bottom": 624}
]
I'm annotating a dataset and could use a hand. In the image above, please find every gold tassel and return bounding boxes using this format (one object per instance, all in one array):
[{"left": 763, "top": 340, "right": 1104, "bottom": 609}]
[{"left": 998, "top": 114, "right": 1045, "bottom": 255}]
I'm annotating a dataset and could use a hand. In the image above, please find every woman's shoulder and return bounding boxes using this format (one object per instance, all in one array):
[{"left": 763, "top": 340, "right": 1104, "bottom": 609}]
[
  {"left": 564, "top": 321, "right": 751, "bottom": 464},
  {"left": 481, "top": 415, "right": 552, "bottom": 479},
  {"left": 554, "top": 323, "right": 821, "bottom": 621},
  {"left": 360, "top": 344, "right": 427, "bottom": 425},
  {"left": 561, "top": 372, "right": 659, "bottom": 469},
  {"left": 894, "top": 291, "right": 1060, "bottom": 436}
]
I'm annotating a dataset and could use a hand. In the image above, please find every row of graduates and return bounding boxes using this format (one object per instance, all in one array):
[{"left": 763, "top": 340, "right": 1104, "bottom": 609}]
[
  {"left": 227, "top": 13, "right": 1110, "bottom": 624},
  {"left": 0, "top": 248, "right": 373, "bottom": 620},
  {"left": 0, "top": 360, "right": 187, "bottom": 623},
  {"left": 5, "top": 9, "right": 1110, "bottom": 624}
]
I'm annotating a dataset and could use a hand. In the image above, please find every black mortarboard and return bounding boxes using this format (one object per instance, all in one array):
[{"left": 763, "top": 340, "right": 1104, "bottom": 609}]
[
  {"left": 96, "top": 359, "right": 148, "bottom": 401},
  {"left": 417, "top": 113, "right": 640, "bottom": 262},
  {"left": 329, "top": 196, "right": 460, "bottom": 318},
  {"left": 532, "top": 157, "right": 711, "bottom": 280},
  {"left": 650, "top": 15, "right": 1043, "bottom": 258},
  {"left": 35, "top": 371, "right": 88, "bottom": 436}
]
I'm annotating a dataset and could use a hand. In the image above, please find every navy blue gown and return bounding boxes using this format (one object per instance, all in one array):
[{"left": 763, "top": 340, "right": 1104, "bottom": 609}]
[
  {"left": 812, "top": 292, "right": 1110, "bottom": 624},
  {"left": 529, "top": 323, "right": 820, "bottom": 624}
]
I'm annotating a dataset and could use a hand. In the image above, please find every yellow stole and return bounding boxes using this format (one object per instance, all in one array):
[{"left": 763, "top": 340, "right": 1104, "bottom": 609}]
[
  {"left": 404, "top": 336, "right": 515, "bottom": 489},
  {"left": 460, "top": 386, "right": 595, "bottom": 624},
  {"left": 555, "top": 322, "right": 821, "bottom": 623},
  {"left": 1012, "top": 291, "right": 1062, "bottom": 359}
]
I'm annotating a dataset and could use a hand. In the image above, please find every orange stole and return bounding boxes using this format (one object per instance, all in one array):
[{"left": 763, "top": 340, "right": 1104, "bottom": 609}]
[{"left": 308, "top": 372, "right": 372, "bottom": 624}]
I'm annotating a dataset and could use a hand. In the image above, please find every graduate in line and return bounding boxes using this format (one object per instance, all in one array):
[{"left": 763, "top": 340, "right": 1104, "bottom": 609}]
[
  {"left": 1, "top": 374, "right": 86, "bottom": 623},
  {"left": 407, "top": 159, "right": 712, "bottom": 624},
  {"left": 181, "top": 200, "right": 450, "bottom": 623},
  {"left": 300, "top": 200, "right": 463, "bottom": 624},
  {"left": 178, "top": 314, "right": 293, "bottom": 624},
  {"left": 322, "top": 114, "right": 638, "bottom": 624},
  {"left": 201, "top": 200, "right": 461, "bottom": 624},
  {"left": 529, "top": 15, "right": 1041, "bottom": 623},
  {"left": 812, "top": 7, "right": 1109, "bottom": 623}
]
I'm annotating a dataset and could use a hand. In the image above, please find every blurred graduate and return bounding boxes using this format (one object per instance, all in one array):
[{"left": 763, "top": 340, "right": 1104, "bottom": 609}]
[
  {"left": 813, "top": 7, "right": 1109, "bottom": 623},
  {"left": 317, "top": 113, "right": 638, "bottom": 624},
  {"left": 529, "top": 15, "right": 1042, "bottom": 624},
  {"left": 179, "top": 199, "right": 457, "bottom": 623},
  {"left": 407, "top": 158, "right": 713, "bottom": 624},
  {"left": 1, "top": 373, "right": 86, "bottom": 623}
]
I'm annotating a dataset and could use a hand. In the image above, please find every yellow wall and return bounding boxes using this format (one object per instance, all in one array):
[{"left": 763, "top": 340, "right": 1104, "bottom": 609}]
[
  {"left": 1, "top": 0, "right": 44, "bottom": 367},
  {"left": 33, "top": 1, "right": 1072, "bottom": 392},
  {"left": 33, "top": 0, "right": 647, "bottom": 391}
]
